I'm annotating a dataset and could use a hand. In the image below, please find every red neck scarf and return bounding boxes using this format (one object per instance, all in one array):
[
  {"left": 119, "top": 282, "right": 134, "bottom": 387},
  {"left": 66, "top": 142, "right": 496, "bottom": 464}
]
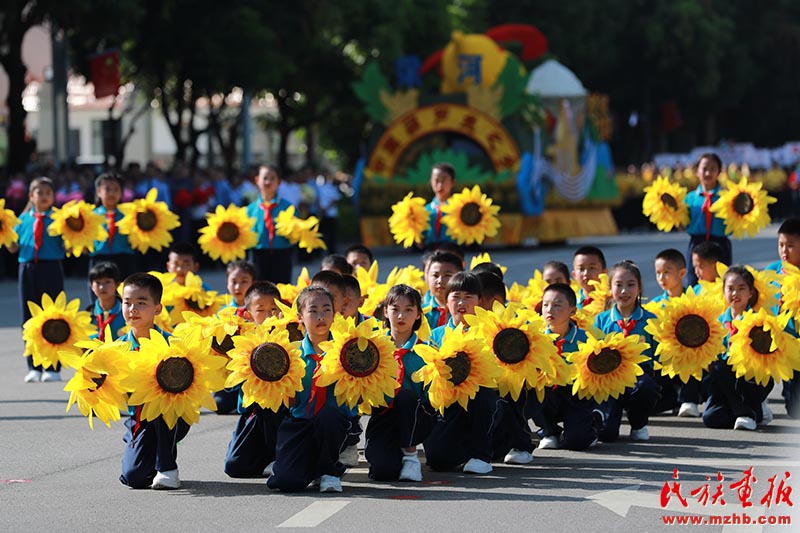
[
  {"left": 436, "top": 306, "right": 448, "bottom": 327},
  {"left": 435, "top": 203, "right": 442, "bottom": 241},
  {"left": 616, "top": 318, "right": 637, "bottom": 337},
  {"left": 261, "top": 201, "right": 278, "bottom": 247},
  {"left": 33, "top": 213, "right": 45, "bottom": 263},
  {"left": 106, "top": 212, "right": 117, "bottom": 249},
  {"left": 702, "top": 191, "right": 714, "bottom": 240},
  {"left": 96, "top": 311, "right": 117, "bottom": 341}
]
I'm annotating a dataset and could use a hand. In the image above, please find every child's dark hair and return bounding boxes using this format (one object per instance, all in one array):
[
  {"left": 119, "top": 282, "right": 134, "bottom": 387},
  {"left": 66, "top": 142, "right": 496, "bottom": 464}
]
[
  {"left": 123, "top": 272, "right": 163, "bottom": 303},
  {"left": 345, "top": 244, "right": 373, "bottom": 264},
  {"left": 471, "top": 261, "right": 504, "bottom": 281},
  {"left": 227, "top": 260, "right": 256, "bottom": 280},
  {"left": 722, "top": 265, "right": 759, "bottom": 309},
  {"left": 342, "top": 274, "right": 361, "bottom": 297},
  {"left": 655, "top": 248, "right": 686, "bottom": 269},
  {"left": 244, "top": 281, "right": 281, "bottom": 308},
  {"left": 476, "top": 271, "right": 505, "bottom": 303},
  {"left": 427, "top": 251, "right": 464, "bottom": 273},
  {"left": 169, "top": 242, "right": 199, "bottom": 261},
  {"left": 382, "top": 284, "right": 423, "bottom": 331},
  {"left": 321, "top": 254, "right": 353, "bottom": 275},
  {"left": 543, "top": 260, "right": 571, "bottom": 283},
  {"left": 445, "top": 271, "right": 482, "bottom": 299},
  {"left": 691, "top": 241, "right": 725, "bottom": 264},
  {"left": 778, "top": 218, "right": 800, "bottom": 238},
  {"left": 311, "top": 270, "right": 347, "bottom": 295},
  {"left": 296, "top": 285, "right": 334, "bottom": 313},
  {"left": 258, "top": 164, "right": 281, "bottom": 178},
  {"left": 30, "top": 176, "right": 56, "bottom": 193},
  {"left": 609, "top": 260, "right": 643, "bottom": 308},
  {"left": 573, "top": 246, "right": 607, "bottom": 269},
  {"left": 696, "top": 152, "right": 723, "bottom": 171},
  {"left": 432, "top": 162, "right": 456, "bottom": 181},
  {"left": 94, "top": 172, "right": 124, "bottom": 190},
  {"left": 433, "top": 241, "right": 464, "bottom": 262},
  {"left": 89, "top": 261, "right": 121, "bottom": 283},
  {"left": 543, "top": 283, "right": 577, "bottom": 308}
]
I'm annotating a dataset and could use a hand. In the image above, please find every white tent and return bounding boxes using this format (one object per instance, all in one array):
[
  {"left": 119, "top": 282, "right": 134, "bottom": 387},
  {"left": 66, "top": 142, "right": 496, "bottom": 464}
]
[{"left": 525, "top": 59, "right": 587, "bottom": 98}]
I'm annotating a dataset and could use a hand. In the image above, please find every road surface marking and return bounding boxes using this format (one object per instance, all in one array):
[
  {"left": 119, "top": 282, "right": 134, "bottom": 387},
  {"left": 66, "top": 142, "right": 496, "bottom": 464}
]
[{"left": 277, "top": 500, "right": 350, "bottom": 528}]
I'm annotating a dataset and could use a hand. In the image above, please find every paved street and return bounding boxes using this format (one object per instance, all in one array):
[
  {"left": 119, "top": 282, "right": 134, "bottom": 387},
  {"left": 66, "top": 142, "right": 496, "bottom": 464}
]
[{"left": 1, "top": 227, "right": 798, "bottom": 532}]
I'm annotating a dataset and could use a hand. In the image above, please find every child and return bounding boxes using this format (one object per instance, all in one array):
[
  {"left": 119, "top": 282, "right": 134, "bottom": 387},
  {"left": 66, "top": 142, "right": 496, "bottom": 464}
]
[
  {"left": 475, "top": 270, "right": 506, "bottom": 310},
  {"left": 341, "top": 275, "right": 365, "bottom": 322},
  {"left": 267, "top": 286, "right": 358, "bottom": 493},
  {"left": 119, "top": 273, "right": 189, "bottom": 490},
  {"left": 423, "top": 162, "right": 457, "bottom": 249},
  {"left": 703, "top": 266, "right": 774, "bottom": 430},
  {"left": 223, "top": 260, "right": 256, "bottom": 311},
  {"left": 166, "top": 242, "right": 204, "bottom": 287},
  {"left": 572, "top": 246, "right": 607, "bottom": 309},
  {"left": 246, "top": 165, "right": 295, "bottom": 284},
  {"left": 593, "top": 261, "right": 660, "bottom": 442},
  {"left": 684, "top": 153, "right": 732, "bottom": 287},
  {"left": 471, "top": 261, "right": 504, "bottom": 281},
  {"left": 344, "top": 244, "right": 373, "bottom": 272},
  {"left": 87, "top": 262, "right": 126, "bottom": 342},
  {"left": 89, "top": 173, "right": 138, "bottom": 286},
  {"left": 425, "top": 272, "right": 508, "bottom": 473},
  {"left": 535, "top": 283, "right": 597, "bottom": 450},
  {"left": 310, "top": 270, "right": 347, "bottom": 316},
  {"left": 364, "top": 284, "right": 435, "bottom": 481},
  {"left": 650, "top": 248, "right": 687, "bottom": 305},
  {"left": 320, "top": 254, "right": 353, "bottom": 276},
  {"left": 10, "top": 177, "right": 66, "bottom": 383},
  {"left": 423, "top": 251, "right": 463, "bottom": 329},
  {"left": 691, "top": 240, "right": 726, "bottom": 288},
  {"left": 542, "top": 261, "right": 570, "bottom": 286},
  {"left": 224, "top": 281, "right": 286, "bottom": 477}
]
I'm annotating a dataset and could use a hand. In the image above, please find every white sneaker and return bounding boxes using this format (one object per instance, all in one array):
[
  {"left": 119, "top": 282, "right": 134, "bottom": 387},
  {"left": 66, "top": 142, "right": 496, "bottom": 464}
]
[
  {"left": 537, "top": 436, "right": 560, "bottom": 450},
  {"left": 503, "top": 449, "right": 534, "bottom": 464},
  {"left": 630, "top": 426, "right": 650, "bottom": 441},
  {"left": 151, "top": 469, "right": 180, "bottom": 490},
  {"left": 24, "top": 370, "right": 42, "bottom": 383},
  {"left": 319, "top": 474, "right": 342, "bottom": 493},
  {"left": 41, "top": 370, "right": 61, "bottom": 382},
  {"left": 677, "top": 402, "right": 700, "bottom": 418},
  {"left": 338, "top": 445, "right": 359, "bottom": 467},
  {"left": 262, "top": 461, "right": 275, "bottom": 477},
  {"left": 399, "top": 454, "right": 422, "bottom": 482},
  {"left": 462, "top": 458, "right": 493, "bottom": 474},
  {"left": 734, "top": 416, "right": 757, "bottom": 431},
  {"left": 589, "top": 438, "right": 599, "bottom": 447},
  {"left": 761, "top": 401, "right": 773, "bottom": 426}
]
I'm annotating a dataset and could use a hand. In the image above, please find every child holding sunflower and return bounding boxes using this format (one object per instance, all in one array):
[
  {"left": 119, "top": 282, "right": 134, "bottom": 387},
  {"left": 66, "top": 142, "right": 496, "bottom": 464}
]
[
  {"left": 422, "top": 251, "right": 462, "bottom": 329},
  {"left": 87, "top": 261, "right": 126, "bottom": 342},
  {"left": 422, "top": 162, "right": 458, "bottom": 249},
  {"left": 9, "top": 177, "right": 66, "bottom": 383},
  {"left": 246, "top": 165, "right": 295, "bottom": 284},
  {"left": 364, "top": 284, "right": 436, "bottom": 482},
  {"left": 89, "top": 173, "right": 138, "bottom": 288}
]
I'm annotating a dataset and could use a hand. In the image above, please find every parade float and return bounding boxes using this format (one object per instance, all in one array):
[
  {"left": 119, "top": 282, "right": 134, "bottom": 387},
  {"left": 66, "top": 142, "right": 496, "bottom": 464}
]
[{"left": 351, "top": 24, "right": 620, "bottom": 247}]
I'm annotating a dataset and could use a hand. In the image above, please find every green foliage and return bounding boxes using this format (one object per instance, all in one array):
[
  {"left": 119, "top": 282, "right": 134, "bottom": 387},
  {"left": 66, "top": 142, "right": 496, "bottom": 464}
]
[
  {"left": 352, "top": 63, "right": 389, "bottom": 124},
  {"left": 494, "top": 54, "right": 528, "bottom": 118},
  {"left": 399, "top": 148, "right": 494, "bottom": 185}
]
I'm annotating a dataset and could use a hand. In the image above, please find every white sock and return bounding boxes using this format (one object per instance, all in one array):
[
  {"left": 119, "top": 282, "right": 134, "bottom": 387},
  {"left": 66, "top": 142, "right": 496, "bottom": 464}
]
[{"left": 402, "top": 449, "right": 417, "bottom": 457}]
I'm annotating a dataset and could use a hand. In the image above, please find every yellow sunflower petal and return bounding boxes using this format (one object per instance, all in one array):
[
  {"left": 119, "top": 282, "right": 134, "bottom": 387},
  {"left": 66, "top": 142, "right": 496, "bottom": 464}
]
[
  {"left": 642, "top": 176, "right": 689, "bottom": 232},
  {"left": 728, "top": 309, "right": 800, "bottom": 386},
  {"left": 47, "top": 200, "right": 108, "bottom": 257},
  {"left": 440, "top": 185, "right": 501, "bottom": 245},
  {"left": 710, "top": 176, "right": 776, "bottom": 239},
  {"left": 388, "top": 193, "right": 430, "bottom": 248},
  {"left": 23, "top": 291, "right": 96, "bottom": 369},
  {"left": 0, "top": 199, "right": 21, "bottom": 249},
  {"left": 117, "top": 188, "right": 180, "bottom": 253},
  {"left": 198, "top": 204, "right": 258, "bottom": 263}
]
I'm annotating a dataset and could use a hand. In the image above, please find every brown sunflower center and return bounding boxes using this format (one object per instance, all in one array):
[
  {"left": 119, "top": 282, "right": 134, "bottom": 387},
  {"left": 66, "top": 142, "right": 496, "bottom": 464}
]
[
  {"left": 65, "top": 215, "right": 85, "bottom": 232},
  {"left": 660, "top": 192, "right": 678, "bottom": 210},
  {"left": 749, "top": 326, "right": 776, "bottom": 355},
  {"left": 217, "top": 222, "right": 240, "bottom": 243},
  {"left": 287, "top": 322, "right": 304, "bottom": 342},
  {"left": 250, "top": 342, "right": 291, "bottom": 382},
  {"left": 733, "top": 192, "right": 755, "bottom": 216},
  {"left": 156, "top": 357, "right": 195, "bottom": 393},
  {"left": 42, "top": 318, "right": 71, "bottom": 345},
  {"left": 493, "top": 328, "right": 530, "bottom": 364},
  {"left": 446, "top": 351, "right": 472, "bottom": 386},
  {"left": 340, "top": 338, "right": 380, "bottom": 377},
  {"left": 137, "top": 210, "right": 158, "bottom": 231},
  {"left": 675, "top": 314, "right": 711, "bottom": 348},
  {"left": 91, "top": 373, "right": 107, "bottom": 389},
  {"left": 185, "top": 298, "right": 202, "bottom": 311},
  {"left": 211, "top": 334, "right": 235, "bottom": 355},
  {"left": 459, "top": 202, "right": 483, "bottom": 226},
  {"left": 587, "top": 348, "right": 622, "bottom": 375}
]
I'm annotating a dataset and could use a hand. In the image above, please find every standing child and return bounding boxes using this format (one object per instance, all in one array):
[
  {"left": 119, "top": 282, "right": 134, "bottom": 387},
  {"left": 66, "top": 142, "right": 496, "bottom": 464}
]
[
  {"left": 119, "top": 273, "right": 189, "bottom": 489},
  {"left": 593, "top": 261, "right": 660, "bottom": 442},
  {"left": 703, "top": 266, "right": 774, "bottom": 430},
  {"left": 684, "top": 153, "right": 732, "bottom": 286},
  {"left": 423, "top": 251, "right": 463, "bottom": 329},
  {"left": 89, "top": 173, "right": 138, "bottom": 291},
  {"left": 267, "top": 286, "right": 358, "bottom": 493},
  {"left": 423, "top": 162, "right": 457, "bottom": 249},
  {"left": 247, "top": 165, "right": 295, "bottom": 284},
  {"left": 10, "top": 177, "right": 66, "bottom": 383},
  {"left": 87, "top": 261, "right": 126, "bottom": 341},
  {"left": 365, "top": 284, "right": 435, "bottom": 481}
]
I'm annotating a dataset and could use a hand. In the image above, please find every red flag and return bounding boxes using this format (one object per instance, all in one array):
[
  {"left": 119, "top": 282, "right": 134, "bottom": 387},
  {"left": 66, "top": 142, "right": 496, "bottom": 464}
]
[{"left": 90, "top": 51, "right": 120, "bottom": 99}]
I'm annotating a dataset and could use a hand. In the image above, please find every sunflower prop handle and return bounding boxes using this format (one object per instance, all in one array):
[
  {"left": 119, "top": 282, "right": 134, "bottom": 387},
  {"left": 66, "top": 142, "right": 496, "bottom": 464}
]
[
  {"left": 0, "top": 199, "right": 21, "bottom": 249},
  {"left": 198, "top": 204, "right": 258, "bottom": 263},
  {"left": 710, "top": 176, "right": 776, "bottom": 239},
  {"left": 388, "top": 193, "right": 430, "bottom": 248},
  {"left": 727, "top": 309, "right": 800, "bottom": 386},
  {"left": 641, "top": 176, "right": 689, "bottom": 232},
  {"left": 117, "top": 188, "right": 181, "bottom": 253},
  {"left": 441, "top": 185, "right": 501, "bottom": 245}
]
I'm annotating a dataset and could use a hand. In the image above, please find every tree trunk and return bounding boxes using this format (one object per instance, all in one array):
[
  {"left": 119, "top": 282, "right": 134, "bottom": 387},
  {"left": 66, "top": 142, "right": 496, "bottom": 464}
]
[{"left": 4, "top": 37, "right": 31, "bottom": 174}]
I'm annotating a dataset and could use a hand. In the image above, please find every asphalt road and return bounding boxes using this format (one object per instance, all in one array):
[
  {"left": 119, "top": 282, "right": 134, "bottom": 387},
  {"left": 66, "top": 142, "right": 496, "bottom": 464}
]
[{"left": 1, "top": 226, "right": 798, "bottom": 532}]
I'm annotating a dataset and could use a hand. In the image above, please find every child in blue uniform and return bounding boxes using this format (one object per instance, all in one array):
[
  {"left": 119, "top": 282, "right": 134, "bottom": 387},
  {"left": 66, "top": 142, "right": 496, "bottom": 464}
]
[
  {"left": 690, "top": 241, "right": 726, "bottom": 293},
  {"left": 365, "top": 284, "right": 435, "bottom": 481},
  {"left": 246, "top": 165, "right": 294, "bottom": 284},
  {"left": 87, "top": 262, "right": 126, "bottom": 341},
  {"left": 684, "top": 153, "right": 732, "bottom": 286},
  {"left": 422, "top": 162, "right": 457, "bottom": 249},
  {"left": 89, "top": 173, "right": 138, "bottom": 293},
  {"left": 267, "top": 286, "right": 358, "bottom": 493},
  {"left": 344, "top": 244, "right": 373, "bottom": 273},
  {"left": 119, "top": 273, "right": 189, "bottom": 490},
  {"left": 703, "top": 266, "right": 774, "bottom": 430},
  {"left": 10, "top": 177, "right": 66, "bottom": 383},
  {"left": 222, "top": 260, "right": 256, "bottom": 311},
  {"left": 423, "top": 251, "right": 462, "bottom": 329},
  {"left": 593, "top": 260, "right": 660, "bottom": 442},
  {"left": 572, "top": 246, "right": 607, "bottom": 310}
]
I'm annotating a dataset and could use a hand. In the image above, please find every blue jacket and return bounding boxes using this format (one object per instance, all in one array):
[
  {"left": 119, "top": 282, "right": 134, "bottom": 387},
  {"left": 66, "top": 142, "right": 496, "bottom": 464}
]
[
  {"left": 546, "top": 322, "right": 588, "bottom": 355},
  {"left": 91, "top": 205, "right": 134, "bottom": 256},
  {"left": 15, "top": 209, "right": 65, "bottom": 263},
  {"left": 422, "top": 198, "right": 456, "bottom": 246},
  {"left": 594, "top": 304, "right": 658, "bottom": 367},
  {"left": 246, "top": 197, "right": 293, "bottom": 250},
  {"left": 684, "top": 184, "right": 727, "bottom": 237}
]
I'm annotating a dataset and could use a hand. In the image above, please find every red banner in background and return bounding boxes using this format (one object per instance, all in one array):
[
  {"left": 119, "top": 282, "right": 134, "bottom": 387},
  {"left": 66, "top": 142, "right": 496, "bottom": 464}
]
[{"left": 90, "top": 50, "right": 120, "bottom": 99}]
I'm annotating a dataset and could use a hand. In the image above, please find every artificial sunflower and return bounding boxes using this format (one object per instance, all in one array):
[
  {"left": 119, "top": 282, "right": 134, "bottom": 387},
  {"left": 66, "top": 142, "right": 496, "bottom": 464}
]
[
  {"left": 316, "top": 316, "right": 398, "bottom": 413},
  {"left": 644, "top": 291, "right": 727, "bottom": 382},
  {"left": 412, "top": 324, "right": 501, "bottom": 413},
  {"left": 198, "top": 204, "right": 258, "bottom": 263},
  {"left": 0, "top": 198, "right": 21, "bottom": 249},
  {"left": 641, "top": 176, "right": 689, "bottom": 232},
  {"left": 506, "top": 282, "right": 529, "bottom": 306},
  {"left": 780, "top": 263, "right": 800, "bottom": 322},
  {"left": 165, "top": 272, "right": 224, "bottom": 325},
  {"left": 23, "top": 292, "right": 95, "bottom": 370},
  {"left": 225, "top": 321, "right": 305, "bottom": 411},
  {"left": 354, "top": 260, "right": 379, "bottom": 296},
  {"left": 276, "top": 267, "right": 312, "bottom": 305},
  {"left": 566, "top": 331, "right": 651, "bottom": 403},
  {"left": 388, "top": 192, "right": 430, "bottom": 248},
  {"left": 521, "top": 270, "right": 548, "bottom": 313},
  {"left": 275, "top": 205, "right": 326, "bottom": 253},
  {"left": 465, "top": 301, "right": 558, "bottom": 401},
  {"left": 117, "top": 188, "right": 180, "bottom": 253},
  {"left": 727, "top": 309, "right": 800, "bottom": 386},
  {"left": 710, "top": 176, "right": 776, "bottom": 239},
  {"left": 578, "top": 273, "right": 610, "bottom": 324},
  {"left": 178, "top": 307, "right": 253, "bottom": 360},
  {"left": 122, "top": 328, "right": 227, "bottom": 429},
  {"left": 385, "top": 265, "right": 427, "bottom": 297},
  {"left": 47, "top": 200, "right": 108, "bottom": 257},
  {"left": 469, "top": 252, "right": 508, "bottom": 275},
  {"left": 273, "top": 299, "right": 306, "bottom": 342},
  {"left": 62, "top": 330, "right": 131, "bottom": 429},
  {"left": 440, "top": 185, "right": 501, "bottom": 245}
]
